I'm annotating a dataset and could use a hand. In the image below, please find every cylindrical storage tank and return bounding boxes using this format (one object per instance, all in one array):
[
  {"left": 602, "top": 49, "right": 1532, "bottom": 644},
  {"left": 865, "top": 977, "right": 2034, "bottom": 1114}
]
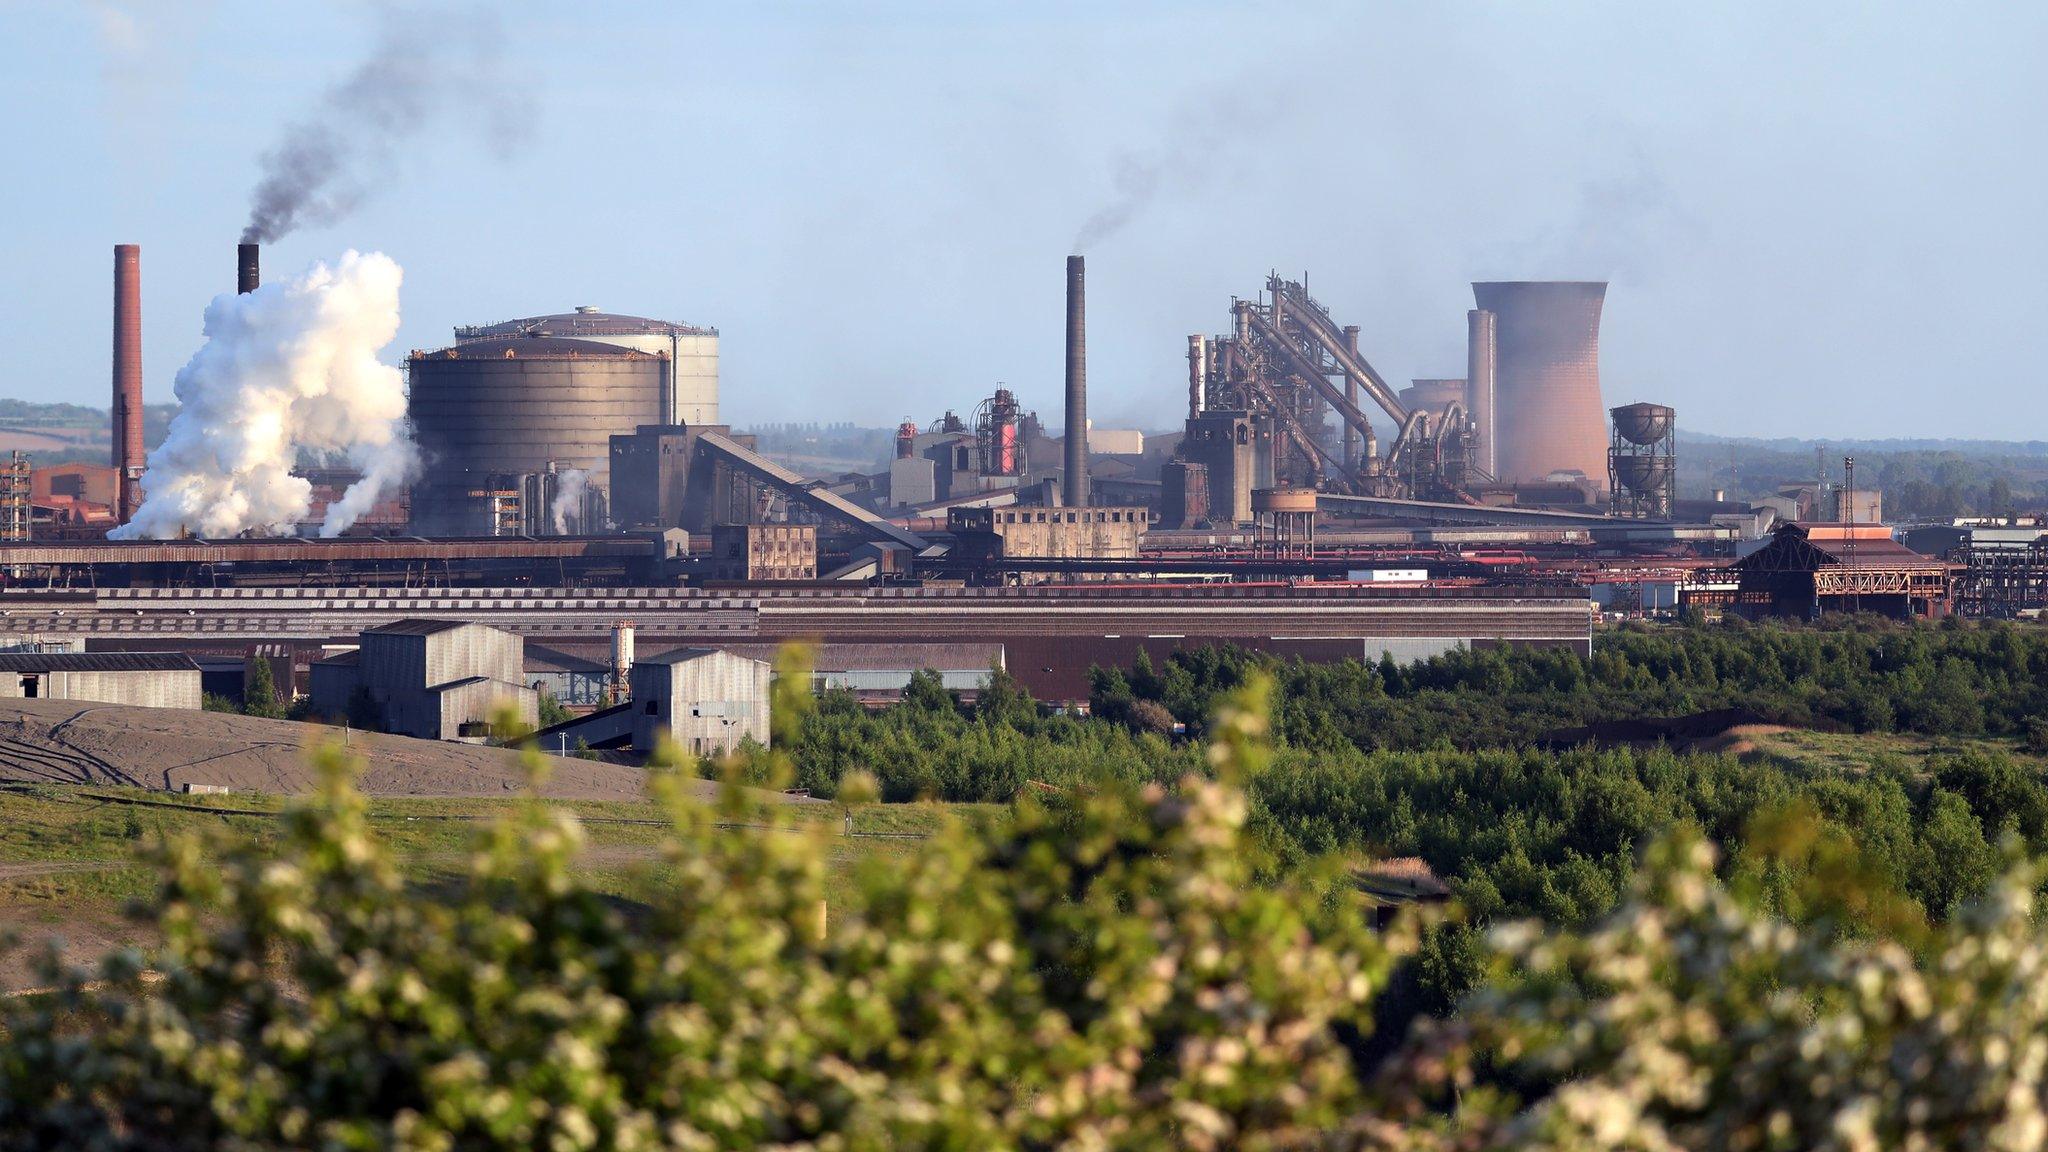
[
  {"left": 1250, "top": 486, "right": 1318, "bottom": 515},
  {"left": 1471, "top": 282, "right": 1607, "bottom": 487},
  {"left": 1612, "top": 453, "right": 1674, "bottom": 494},
  {"left": 453, "top": 308, "right": 719, "bottom": 426},
  {"left": 407, "top": 335, "right": 665, "bottom": 535},
  {"left": 1399, "top": 378, "right": 1467, "bottom": 412},
  {"left": 1610, "top": 402, "right": 1674, "bottom": 446}
]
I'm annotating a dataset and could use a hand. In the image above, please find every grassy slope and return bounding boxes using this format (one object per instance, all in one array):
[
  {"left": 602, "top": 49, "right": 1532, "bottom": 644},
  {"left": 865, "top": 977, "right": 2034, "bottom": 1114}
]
[
  {"left": 1732, "top": 729, "right": 2044, "bottom": 777},
  {"left": 0, "top": 785, "right": 973, "bottom": 989}
]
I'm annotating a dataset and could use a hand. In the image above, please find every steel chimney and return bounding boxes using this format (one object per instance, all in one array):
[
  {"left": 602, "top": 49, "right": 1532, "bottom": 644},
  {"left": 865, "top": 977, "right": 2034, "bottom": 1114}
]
[
  {"left": 112, "top": 244, "right": 145, "bottom": 522},
  {"left": 237, "top": 243, "right": 260, "bottom": 294},
  {"left": 1062, "top": 255, "right": 1089, "bottom": 507}
]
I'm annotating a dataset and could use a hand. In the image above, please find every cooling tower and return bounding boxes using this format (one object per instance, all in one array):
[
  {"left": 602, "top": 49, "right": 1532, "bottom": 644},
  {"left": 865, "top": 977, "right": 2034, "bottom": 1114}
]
[{"left": 1470, "top": 282, "right": 1607, "bottom": 487}]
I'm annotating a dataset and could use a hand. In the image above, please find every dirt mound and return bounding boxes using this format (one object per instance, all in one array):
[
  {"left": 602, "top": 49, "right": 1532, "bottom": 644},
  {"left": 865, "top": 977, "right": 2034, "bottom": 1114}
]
[
  {"left": 1687, "top": 723, "right": 1797, "bottom": 756},
  {"left": 0, "top": 699, "right": 649, "bottom": 800},
  {"left": 1537, "top": 708, "right": 1784, "bottom": 752}
]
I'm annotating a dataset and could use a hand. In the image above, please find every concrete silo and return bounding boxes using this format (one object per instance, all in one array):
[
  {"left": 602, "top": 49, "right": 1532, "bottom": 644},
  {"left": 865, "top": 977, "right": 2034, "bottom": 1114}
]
[{"left": 1470, "top": 282, "right": 1608, "bottom": 488}]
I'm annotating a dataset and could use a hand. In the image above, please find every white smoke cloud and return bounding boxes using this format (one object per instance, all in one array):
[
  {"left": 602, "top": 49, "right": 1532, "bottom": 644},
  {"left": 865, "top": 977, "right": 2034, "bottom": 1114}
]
[
  {"left": 112, "top": 251, "right": 417, "bottom": 540},
  {"left": 550, "top": 468, "right": 589, "bottom": 535}
]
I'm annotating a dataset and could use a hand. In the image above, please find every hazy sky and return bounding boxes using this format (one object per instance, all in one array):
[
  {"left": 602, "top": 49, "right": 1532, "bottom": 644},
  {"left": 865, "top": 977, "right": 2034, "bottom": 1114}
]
[{"left": 2, "top": 1, "right": 2043, "bottom": 439}]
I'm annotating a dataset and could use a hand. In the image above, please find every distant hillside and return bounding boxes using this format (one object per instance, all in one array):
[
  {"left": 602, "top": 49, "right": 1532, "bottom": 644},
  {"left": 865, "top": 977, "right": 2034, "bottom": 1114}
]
[
  {"left": 1681, "top": 429, "right": 2048, "bottom": 458},
  {"left": 1676, "top": 428, "right": 2048, "bottom": 519},
  {"left": 0, "top": 399, "right": 176, "bottom": 466}
]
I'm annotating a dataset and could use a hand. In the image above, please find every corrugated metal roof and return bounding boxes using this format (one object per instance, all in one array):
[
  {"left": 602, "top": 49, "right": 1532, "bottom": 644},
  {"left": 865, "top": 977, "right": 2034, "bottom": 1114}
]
[
  {"left": 456, "top": 311, "right": 715, "bottom": 339},
  {"left": 427, "top": 675, "right": 529, "bottom": 695},
  {"left": 411, "top": 335, "right": 661, "bottom": 361},
  {"left": 0, "top": 652, "right": 198, "bottom": 673},
  {"left": 364, "top": 619, "right": 474, "bottom": 637},
  {"left": 525, "top": 643, "right": 606, "bottom": 673},
  {"left": 636, "top": 647, "right": 766, "bottom": 667},
  {"left": 718, "top": 642, "right": 1003, "bottom": 671}
]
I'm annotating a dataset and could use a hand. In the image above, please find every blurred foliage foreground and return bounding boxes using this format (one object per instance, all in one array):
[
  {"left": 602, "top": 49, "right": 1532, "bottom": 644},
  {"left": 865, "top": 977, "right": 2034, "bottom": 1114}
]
[{"left": 5, "top": 677, "right": 2048, "bottom": 1151}]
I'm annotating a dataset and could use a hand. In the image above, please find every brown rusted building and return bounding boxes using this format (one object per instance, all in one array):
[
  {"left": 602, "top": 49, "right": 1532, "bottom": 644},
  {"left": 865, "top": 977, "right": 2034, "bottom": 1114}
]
[
  {"left": 1683, "top": 523, "right": 1953, "bottom": 620},
  {"left": 947, "top": 506, "right": 1146, "bottom": 561}
]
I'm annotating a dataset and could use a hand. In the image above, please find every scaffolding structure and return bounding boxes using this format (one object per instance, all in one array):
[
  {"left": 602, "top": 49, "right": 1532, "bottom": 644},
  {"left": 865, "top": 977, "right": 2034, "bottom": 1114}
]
[
  {"left": 1195, "top": 275, "right": 1483, "bottom": 501},
  {"left": 1, "top": 451, "right": 30, "bottom": 542},
  {"left": 1951, "top": 538, "right": 2048, "bottom": 618}
]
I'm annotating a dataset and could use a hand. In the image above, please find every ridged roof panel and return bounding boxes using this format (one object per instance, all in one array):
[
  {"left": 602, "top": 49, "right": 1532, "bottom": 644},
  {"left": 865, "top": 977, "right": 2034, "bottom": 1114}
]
[{"left": 411, "top": 336, "right": 662, "bottom": 361}]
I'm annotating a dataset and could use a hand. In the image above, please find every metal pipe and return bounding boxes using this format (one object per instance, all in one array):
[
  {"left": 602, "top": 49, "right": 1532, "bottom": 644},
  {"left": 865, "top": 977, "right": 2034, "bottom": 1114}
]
[
  {"left": 112, "top": 245, "right": 145, "bottom": 523},
  {"left": 237, "top": 243, "right": 260, "bottom": 295},
  {"left": 1186, "top": 334, "right": 1206, "bottom": 420},
  {"left": 1063, "top": 255, "right": 1088, "bottom": 507}
]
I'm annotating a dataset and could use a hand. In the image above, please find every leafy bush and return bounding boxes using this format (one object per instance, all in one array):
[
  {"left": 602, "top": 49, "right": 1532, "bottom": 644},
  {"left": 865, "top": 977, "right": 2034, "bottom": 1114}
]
[
  {"left": 537, "top": 691, "right": 573, "bottom": 730},
  {"left": 0, "top": 680, "right": 1400, "bottom": 1150},
  {"left": 7, "top": 668, "right": 2048, "bottom": 1148}
]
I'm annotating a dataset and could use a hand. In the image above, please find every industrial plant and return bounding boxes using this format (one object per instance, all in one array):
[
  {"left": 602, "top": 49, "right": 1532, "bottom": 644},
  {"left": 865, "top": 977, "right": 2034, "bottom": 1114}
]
[{"left": 0, "top": 231, "right": 2033, "bottom": 736}]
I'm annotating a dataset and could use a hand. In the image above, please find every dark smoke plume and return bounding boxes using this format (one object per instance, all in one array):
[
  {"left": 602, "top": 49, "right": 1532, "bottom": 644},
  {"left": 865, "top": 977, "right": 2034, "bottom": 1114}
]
[
  {"left": 1071, "top": 154, "right": 1165, "bottom": 254},
  {"left": 1070, "top": 85, "right": 1290, "bottom": 253},
  {"left": 241, "top": 5, "right": 529, "bottom": 244}
]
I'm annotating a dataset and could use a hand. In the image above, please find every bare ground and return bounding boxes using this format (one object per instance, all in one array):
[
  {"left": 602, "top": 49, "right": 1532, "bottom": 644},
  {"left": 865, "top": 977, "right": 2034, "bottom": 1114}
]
[
  {"left": 0, "top": 699, "right": 652, "bottom": 800},
  {"left": 0, "top": 910, "right": 155, "bottom": 996}
]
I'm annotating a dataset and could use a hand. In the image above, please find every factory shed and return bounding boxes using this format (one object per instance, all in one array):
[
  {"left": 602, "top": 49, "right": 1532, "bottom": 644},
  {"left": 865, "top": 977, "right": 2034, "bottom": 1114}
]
[
  {"left": 629, "top": 648, "right": 771, "bottom": 756},
  {"left": 0, "top": 652, "right": 201, "bottom": 709},
  {"left": 525, "top": 643, "right": 611, "bottom": 708},
  {"left": 312, "top": 619, "right": 537, "bottom": 741},
  {"left": 796, "top": 642, "right": 1003, "bottom": 702},
  {"left": 1683, "top": 523, "right": 1954, "bottom": 621},
  {"left": 307, "top": 649, "right": 360, "bottom": 717}
]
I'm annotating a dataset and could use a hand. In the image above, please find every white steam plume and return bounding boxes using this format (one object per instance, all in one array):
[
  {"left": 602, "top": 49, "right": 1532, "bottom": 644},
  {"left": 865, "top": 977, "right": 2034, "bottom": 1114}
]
[
  {"left": 550, "top": 468, "right": 589, "bottom": 534},
  {"left": 112, "top": 251, "right": 417, "bottom": 540}
]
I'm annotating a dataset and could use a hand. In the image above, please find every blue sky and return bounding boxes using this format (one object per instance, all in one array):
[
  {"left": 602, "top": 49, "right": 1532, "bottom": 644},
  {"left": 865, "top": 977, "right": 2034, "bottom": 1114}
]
[{"left": 1, "top": 1, "right": 2043, "bottom": 438}]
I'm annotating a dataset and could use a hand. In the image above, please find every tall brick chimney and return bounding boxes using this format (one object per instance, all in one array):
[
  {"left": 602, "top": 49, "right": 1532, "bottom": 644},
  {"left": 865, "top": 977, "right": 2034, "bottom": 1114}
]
[{"left": 112, "top": 244, "right": 145, "bottom": 522}]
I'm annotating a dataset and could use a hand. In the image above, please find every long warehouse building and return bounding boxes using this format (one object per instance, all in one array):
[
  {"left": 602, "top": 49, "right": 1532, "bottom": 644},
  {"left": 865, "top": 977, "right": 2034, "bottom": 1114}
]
[{"left": 0, "top": 583, "right": 1592, "bottom": 701}]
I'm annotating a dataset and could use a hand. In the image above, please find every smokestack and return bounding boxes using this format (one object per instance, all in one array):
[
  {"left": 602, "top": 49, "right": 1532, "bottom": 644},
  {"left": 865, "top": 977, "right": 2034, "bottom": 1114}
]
[
  {"left": 1063, "top": 255, "right": 1088, "bottom": 507},
  {"left": 112, "top": 245, "right": 145, "bottom": 523},
  {"left": 1466, "top": 308, "right": 1498, "bottom": 480},
  {"left": 237, "top": 243, "right": 260, "bottom": 295},
  {"left": 1186, "top": 334, "right": 1207, "bottom": 420}
]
